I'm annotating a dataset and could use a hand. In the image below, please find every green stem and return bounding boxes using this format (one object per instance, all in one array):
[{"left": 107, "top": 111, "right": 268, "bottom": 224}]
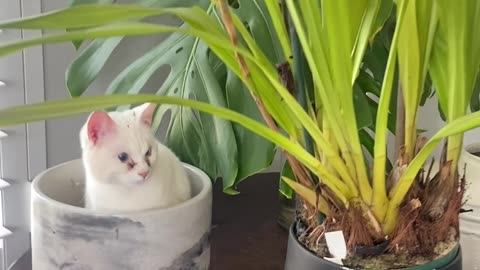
[
  {"left": 344, "top": 100, "right": 373, "bottom": 203},
  {"left": 446, "top": 134, "right": 463, "bottom": 180},
  {"left": 404, "top": 108, "right": 417, "bottom": 161},
  {"left": 290, "top": 15, "right": 315, "bottom": 166},
  {"left": 265, "top": 0, "right": 292, "bottom": 67},
  {"left": 285, "top": 0, "right": 358, "bottom": 188},
  {"left": 372, "top": 0, "right": 409, "bottom": 222}
]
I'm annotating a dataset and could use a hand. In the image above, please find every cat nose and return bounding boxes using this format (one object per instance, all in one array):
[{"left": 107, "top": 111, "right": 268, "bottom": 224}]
[{"left": 138, "top": 171, "right": 149, "bottom": 179}]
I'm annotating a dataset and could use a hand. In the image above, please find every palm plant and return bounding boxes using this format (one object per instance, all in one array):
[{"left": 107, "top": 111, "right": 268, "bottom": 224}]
[{"left": 0, "top": 0, "right": 479, "bottom": 268}]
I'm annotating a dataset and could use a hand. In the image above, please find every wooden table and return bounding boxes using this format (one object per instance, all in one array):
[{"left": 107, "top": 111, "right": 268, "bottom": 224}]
[
  {"left": 210, "top": 172, "right": 288, "bottom": 270},
  {"left": 12, "top": 172, "right": 289, "bottom": 270}
]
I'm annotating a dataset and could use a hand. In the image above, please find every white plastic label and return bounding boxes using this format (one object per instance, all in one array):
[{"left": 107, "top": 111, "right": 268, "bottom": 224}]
[{"left": 325, "top": 230, "right": 347, "bottom": 260}]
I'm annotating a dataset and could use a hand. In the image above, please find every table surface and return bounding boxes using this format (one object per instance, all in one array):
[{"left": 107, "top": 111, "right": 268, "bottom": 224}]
[
  {"left": 12, "top": 172, "right": 288, "bottom": 270},
  {"left": 210, "top": 172, "right": 288, "bottom": 270}
]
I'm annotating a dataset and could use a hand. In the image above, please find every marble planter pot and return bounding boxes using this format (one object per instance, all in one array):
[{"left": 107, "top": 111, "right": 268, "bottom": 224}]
[
  {"left": 458, "top": 143, "right": 480, "bottom": 269},
  {"left": 30, "top": 159, "right": 212, "bottom": 270},
  {"left": 458, "top": 143, "right": 480, "bottom": 208}
]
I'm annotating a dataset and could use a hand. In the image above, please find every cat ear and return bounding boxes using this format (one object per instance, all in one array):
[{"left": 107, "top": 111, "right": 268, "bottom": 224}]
[
  {"left": 87, "top": 111, "right": 116, "bottom": 145},
  {"left": 134, "top": 103, "right": 157, "bottom": 127}
]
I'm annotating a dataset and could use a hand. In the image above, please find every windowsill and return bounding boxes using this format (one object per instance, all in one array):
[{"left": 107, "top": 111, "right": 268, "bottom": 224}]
[{"left": 9, "top": 249, "right": 31, "bottom": 270}]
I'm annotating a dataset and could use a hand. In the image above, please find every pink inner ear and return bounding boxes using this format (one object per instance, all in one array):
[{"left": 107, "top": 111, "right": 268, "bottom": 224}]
[
  {"left": 135, "top": 103, "right": 157, "bottom": 126},
  {"left": 87, "top": 111, "right": 116, "bottom": 145}
]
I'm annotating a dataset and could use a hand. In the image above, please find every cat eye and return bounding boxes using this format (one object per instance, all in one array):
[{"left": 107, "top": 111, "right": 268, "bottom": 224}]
[
  {"left": 118, "top": 152, "right": 129, "bottom": 162},
  {"left": 145, "top": 147, "right": 152, "bottom": 157}
]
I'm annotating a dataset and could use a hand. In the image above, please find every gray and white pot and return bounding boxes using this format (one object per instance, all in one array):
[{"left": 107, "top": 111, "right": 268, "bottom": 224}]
[
  {"left": 458, "top": 143, "right": 480, "bottom": 269},
  {"left": 30, "top": 159, "right": 212, "bottom": 270}
]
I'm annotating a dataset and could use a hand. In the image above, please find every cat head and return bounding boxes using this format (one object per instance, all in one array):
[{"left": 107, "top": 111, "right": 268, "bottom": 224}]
[{"left": 80, "top": 103, "right": 159, "bottom": 185}]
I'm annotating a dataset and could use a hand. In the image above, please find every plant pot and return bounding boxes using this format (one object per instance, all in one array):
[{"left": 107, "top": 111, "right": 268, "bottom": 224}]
[
  {"left": 458, "top": 143, "right": 480, "bottom": 208},
  {"left": 458, "top": 143, "right": 480, "bottom": 269},
  {"left": 277, "top": 194, "right": 296, "bottom": 230},
  {"left": 284, "top": 224, "right": 462, "bottom": 270},
  {"left": 31, "top": 159, "right": 212, "bottom": 270}
]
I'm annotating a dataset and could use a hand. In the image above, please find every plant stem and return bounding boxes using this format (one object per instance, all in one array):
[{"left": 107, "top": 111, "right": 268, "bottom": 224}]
[
  {"left": 446, "top": 134, "right": 462, "bottom": 180},
  {"left": 394, "top": 81, "right": 405, "bottom": 160},
  {"left": 290, "top": 14, "right": 316, "bottom": 180},
  {"left": 264, "top": 0, "right": 292, "bottom": 67},
  {"left": 216, "top": 0, "right": 302, "bottom": 178},
  {"left": 373, "top": 0, "right": 409, "bottom": 223},
  {"left": 404, "top": 107, "right": 417, "bottom": 162},
  {"left": 344, "top": 99, "right": 373, "bottom": 203},
  {"left": 216, "top": 0, "right": 352, "bottom": 204},
  {"left": 286, "top": 0, "right": 357, "bottom": 182}
]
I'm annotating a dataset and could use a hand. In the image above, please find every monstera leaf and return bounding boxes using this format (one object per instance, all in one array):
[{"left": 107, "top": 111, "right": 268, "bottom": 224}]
[{"left": 65, "top": 0, "right": 281, "bottom": 192}]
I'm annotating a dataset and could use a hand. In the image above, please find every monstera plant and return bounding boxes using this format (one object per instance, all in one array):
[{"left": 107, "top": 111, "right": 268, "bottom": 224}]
[
  {"left": 65, "top": 0, "right": 283, "bottom": 194},
  {"left": 63, "top": 0, "right": 393, "bottom": 195},
  {"left": 0, "top": 0, "right": 479, "bottom": 269}
]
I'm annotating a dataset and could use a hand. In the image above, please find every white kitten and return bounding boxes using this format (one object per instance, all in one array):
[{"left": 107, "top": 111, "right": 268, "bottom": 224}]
[{"left": 79, "top": 103, "right": 191, "bottom": 213}]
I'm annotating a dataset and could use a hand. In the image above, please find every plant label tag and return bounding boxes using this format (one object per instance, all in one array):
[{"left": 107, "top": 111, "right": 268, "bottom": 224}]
[
  {"left": 325, "top": 230, "right": 347, "bottom": 259},
  {"left": 324, "top": 256, "right": 343, "bottom": 265}
]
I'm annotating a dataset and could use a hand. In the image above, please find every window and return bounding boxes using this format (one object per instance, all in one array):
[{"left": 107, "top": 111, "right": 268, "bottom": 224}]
[{"left": 0, "top": 1, "right": 46, "bottom": 269}]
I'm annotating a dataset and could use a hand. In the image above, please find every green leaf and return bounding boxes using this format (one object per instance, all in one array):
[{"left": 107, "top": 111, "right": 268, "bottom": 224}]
[
  {"left": 94, "top": 15, "right": 239, "bottom": 190},
  {"left": 396, "top": 0, "right": 438, "bottom": 160},
  {"left": 359, "top": 129, "right": 393, "bottom": 173},
  {"left": 0, "top": 5, "right": 168, "bottom": 30},
  {"left": 232, "top": 0, "right": 284, "bottom": 62},
  {"left": 372, "top": 0, "right": 409, "bottom": 220},
  {"left": 65, "top": 0, "right": 194, "bottom": 82},
  {"left": 66, "top": 0, "right": 281, "bottom": 190},
  {"left": 430, "top": 0, "right": 480, "bottom": 122},
  {"left": 281, "top": 176, "right": 331, "bottom": 216},
  {"left": 419, "top": 75, "right": 434, "bottom": 106},
  {"left": 66, "top": 38, "right": 122, "bottom": 96},
  {"left": 470, "top": 74, "right": 480, "bottom": 112},
  {"left": 369, "top": 0, "right": 394, "bottom": 43},
  {"left": 428, "top": 0, "right": 480, "bottom": 163},
  {"left": 265, "top": 0, "right": 292, "bottom": 65},
  {"left": 0, "top": 22, "right": 179, "bottom": 57},
  {"left": 354, "top": 84, "right": 373, "bottom": 130},
  {"left": 0, "top": 94, "right": 321, "bottom": 177},
  {"left": 225, "top": 74, "right": 276, "bottom": 182},
  {"left": 226, "top": 0, "right": 284, "bottom": 182},
  {"left": 223, "top": 187, "right": 240, "bottom": 195},
  {"left": 67, "top": 0, "right": 115, "bottom": 49},
  {"left": 279, "top": 159, "right": 294, "bottom": 199}
]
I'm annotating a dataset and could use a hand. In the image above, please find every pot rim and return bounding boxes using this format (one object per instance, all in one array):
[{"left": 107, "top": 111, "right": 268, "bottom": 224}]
[
  {"left": 31, "top": 159, "right": 212, "bottom": 217},
  {"left": 463, "top": 142, "right": 480, "bottom": 160}
]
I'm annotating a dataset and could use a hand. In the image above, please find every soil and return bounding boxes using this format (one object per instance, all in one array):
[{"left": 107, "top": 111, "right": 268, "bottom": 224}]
[
  {"left": 295, "top": 220, "right": 459, "bottom": 269},
  {"left": 342, "top": 232, "right": 458, "bottom": 269}
]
